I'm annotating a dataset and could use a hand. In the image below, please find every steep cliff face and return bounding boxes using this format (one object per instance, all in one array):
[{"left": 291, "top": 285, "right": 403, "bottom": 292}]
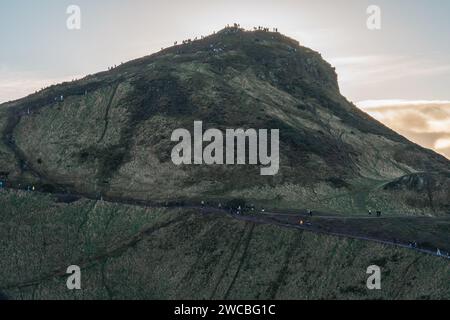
[{"left": 0, "top": 28, "right": 449, "bottom": 214}]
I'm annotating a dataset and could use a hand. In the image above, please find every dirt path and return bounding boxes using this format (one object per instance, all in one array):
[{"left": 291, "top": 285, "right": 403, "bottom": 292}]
[
  {"left": 223, "top": 224, "right": 255, "bottom": 299},
  {"left": 1, "top": 103, "right": 449, "bottom": 279},
  {"left": 97, "top": 83, "right": 120, "bottom": 143},
  {"left": 209, "top": 222, "right": 251, "bottom": 299},
  {"left": 226, "top": 211, "right": 449, "bottom": 260}
]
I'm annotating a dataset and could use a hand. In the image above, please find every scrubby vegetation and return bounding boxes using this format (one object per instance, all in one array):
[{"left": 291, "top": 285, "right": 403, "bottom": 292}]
[{"left": 0, "top": 190, "right": 448, "bottom": 300}]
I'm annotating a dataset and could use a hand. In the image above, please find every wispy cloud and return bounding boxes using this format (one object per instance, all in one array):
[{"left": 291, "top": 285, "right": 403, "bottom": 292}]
[
  {"left": 329, "top": 55, "right": 450, "bottom": 86},
  {"left": 357, "top": 100, "right": 450, "bottom": 159}
]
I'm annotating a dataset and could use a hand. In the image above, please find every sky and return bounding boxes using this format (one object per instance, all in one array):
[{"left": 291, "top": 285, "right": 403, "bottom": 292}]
[{"left": 1, "top": 0, "right": 449, "bottom": 158}]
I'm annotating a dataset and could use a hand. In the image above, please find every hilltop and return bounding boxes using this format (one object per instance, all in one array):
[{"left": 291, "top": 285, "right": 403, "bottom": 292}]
[
  {"left": 1, "top": 27, "right": 449, "bottom": 300},
  {"left": 0, "top": 27, "right": 449, "bottom": 215}
]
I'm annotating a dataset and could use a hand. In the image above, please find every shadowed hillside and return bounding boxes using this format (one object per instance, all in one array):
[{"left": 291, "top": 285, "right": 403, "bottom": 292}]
[
  {"left": 0, "top": 27, "right": 449, "bottom": 300},
  {"left": 0, "top": 190, "right": 448, "bottom": 300},
  {"left": 0, "top": 27, "right": 448, "bottom": 215}
]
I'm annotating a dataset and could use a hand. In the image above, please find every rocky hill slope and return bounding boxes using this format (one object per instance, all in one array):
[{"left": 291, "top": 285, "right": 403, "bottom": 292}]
[{"left": 0, "top": 27, "right": 448, "bottom": 215}]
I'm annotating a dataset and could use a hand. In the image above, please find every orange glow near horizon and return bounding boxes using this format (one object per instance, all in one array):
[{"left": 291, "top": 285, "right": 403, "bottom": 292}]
[{"left": 357, "top": 100, "right": 450, "bottom": 159}]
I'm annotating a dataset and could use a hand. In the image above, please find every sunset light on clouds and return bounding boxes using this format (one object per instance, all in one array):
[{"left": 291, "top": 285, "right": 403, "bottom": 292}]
[{"left": 358, "top": 100, "right": 450, "bottom": 159}]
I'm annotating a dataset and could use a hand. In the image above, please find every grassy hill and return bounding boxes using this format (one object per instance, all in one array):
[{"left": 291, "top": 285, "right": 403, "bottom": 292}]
[
  {"left": 0, "top": 27, "right": 448, "bottom": 215},
  {"left": 0, "top": 190, "right": 448, "bottom": 300},
  {"left": 0, "top": 28, "right": 448, "bottom": 300}
]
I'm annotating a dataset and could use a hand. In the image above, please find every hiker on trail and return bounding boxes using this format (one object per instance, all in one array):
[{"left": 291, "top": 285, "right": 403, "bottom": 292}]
[
  {"left": 409, "top": 241, "right": 418, "bottom": 248},
  {"left": 201, "top": 201, "right": 205, "bottom": 208},
  {"left": 307, "top": 209, "right": 313, "bottom": 217},
  {"left": 368, "top": 210, "right": 372, "bottom": 215}
]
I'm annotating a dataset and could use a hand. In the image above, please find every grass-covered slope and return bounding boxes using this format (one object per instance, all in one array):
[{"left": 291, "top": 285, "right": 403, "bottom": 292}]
[
  {"left": 0, "top": 27, "right": 449, "bottom": 215},
  {"left": 0, "top": 190, "right": 449, "bottom": 300}
]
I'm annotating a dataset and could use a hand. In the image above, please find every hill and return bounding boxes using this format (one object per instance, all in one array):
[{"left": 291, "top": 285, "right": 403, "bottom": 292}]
[
  {"left": 0, "top": 27, "right": 449, "bottom": 215},
  {"left": 0, "top": 190, "right": 448, "bottom": 300},
  {"left": 0, "top": 27, "right": 449, "bottom": 300}
]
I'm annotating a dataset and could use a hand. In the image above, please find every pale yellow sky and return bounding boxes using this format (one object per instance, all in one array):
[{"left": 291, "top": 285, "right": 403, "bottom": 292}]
[{"left": 358, "top": 100, "right": 450, "bottom": 159}]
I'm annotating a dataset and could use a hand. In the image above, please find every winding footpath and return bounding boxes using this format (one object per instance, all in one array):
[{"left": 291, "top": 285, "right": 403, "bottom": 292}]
[{"left": 1, "top": 101, "right": 449, "bottom": 289}]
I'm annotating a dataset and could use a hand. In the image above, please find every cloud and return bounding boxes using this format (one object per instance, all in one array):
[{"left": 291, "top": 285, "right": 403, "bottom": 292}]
[
  {"left": 329, "top": 55, "right": 450, "bottom": 86},
  {"left": 358, "top": 99, "right": 450, "bottom": 109},
  {"left": 435, "top": 138, "right": 450, "bottom": 150},
  {"left": 357, "top": 100, "right": 450, "bottom": 159}
]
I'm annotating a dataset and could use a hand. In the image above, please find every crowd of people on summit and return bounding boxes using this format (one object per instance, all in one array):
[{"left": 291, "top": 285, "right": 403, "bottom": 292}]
[{"left": 171, "top": 23, "right": 280, "bottom": 50}]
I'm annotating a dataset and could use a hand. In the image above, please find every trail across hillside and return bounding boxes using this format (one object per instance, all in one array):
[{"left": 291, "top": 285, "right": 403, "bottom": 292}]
[
  {"left": 224, "top": 210, "right": 450, "bottom": 260},
  {"left": 1, "top": 185, "right": 449, "bottom": 295},
  {"left": 1, "top": 184, "right": 449, "bottom": 263},
  {"left": 1, "top": 103, "right": 449, "bottom": 264},
  {"left": 97, "top": 82, "right": 120, "bottom": 143}
]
